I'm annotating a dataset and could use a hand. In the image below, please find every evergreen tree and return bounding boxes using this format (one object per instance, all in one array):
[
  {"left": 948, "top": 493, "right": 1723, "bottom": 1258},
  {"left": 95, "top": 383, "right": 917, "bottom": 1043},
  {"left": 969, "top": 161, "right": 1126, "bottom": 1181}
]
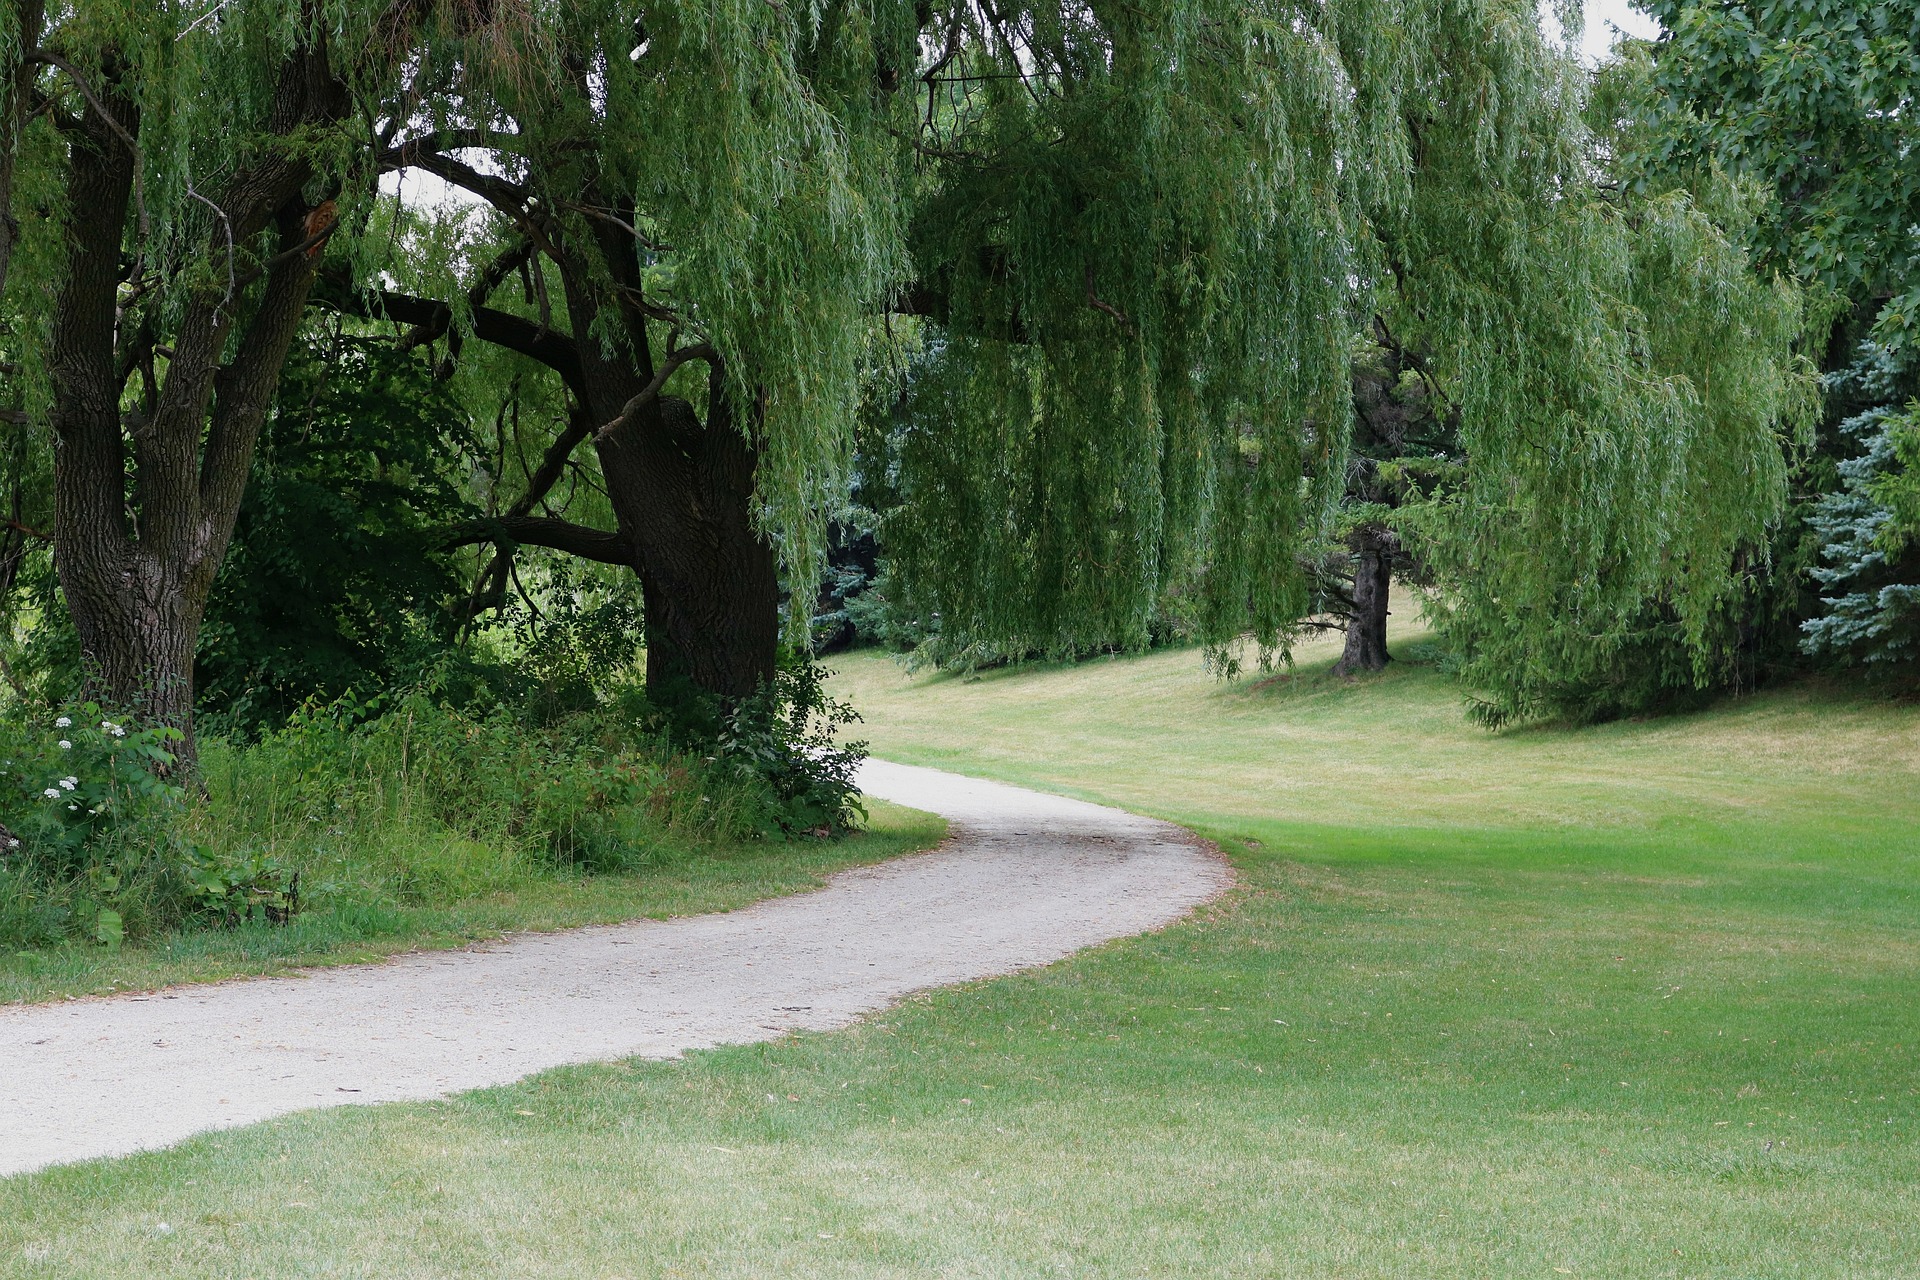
[{"left": 1801, "top": 343, "right": 1920, "bottom": 674}]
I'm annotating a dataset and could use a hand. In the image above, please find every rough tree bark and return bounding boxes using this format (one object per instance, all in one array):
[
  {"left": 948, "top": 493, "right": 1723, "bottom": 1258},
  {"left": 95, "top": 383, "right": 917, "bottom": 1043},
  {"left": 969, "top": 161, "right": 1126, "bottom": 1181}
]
[
  {"left": 45, "top": 36, "right": 350, "bottom": 763},
  {"left": 603, "top": 390, "right": 780, "bottom": 721},
  {"left": 1333, "top": 525, "right": 1394, "bottom": 676},
  {"left": 355, "top": 148, "right": 782, "bottom": 735},
  {"left": 558, "top": 178, "right": 781, "bottom": 725}
]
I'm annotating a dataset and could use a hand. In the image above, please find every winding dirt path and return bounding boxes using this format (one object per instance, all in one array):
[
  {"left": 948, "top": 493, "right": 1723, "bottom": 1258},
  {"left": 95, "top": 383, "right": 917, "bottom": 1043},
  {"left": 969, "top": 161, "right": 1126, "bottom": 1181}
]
[{"left": 0, "top": 760, "right": 1226, "bottom": 1177}]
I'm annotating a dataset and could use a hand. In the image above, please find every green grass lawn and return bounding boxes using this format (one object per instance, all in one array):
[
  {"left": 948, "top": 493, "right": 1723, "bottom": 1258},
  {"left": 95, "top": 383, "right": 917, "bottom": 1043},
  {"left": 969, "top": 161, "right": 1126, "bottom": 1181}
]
[
  {"left": 0, "top": 800, "right": 943, "bottom": 1007},
  {"left": 3, "top": 627, "right": 1917, "bottom": 1277}
]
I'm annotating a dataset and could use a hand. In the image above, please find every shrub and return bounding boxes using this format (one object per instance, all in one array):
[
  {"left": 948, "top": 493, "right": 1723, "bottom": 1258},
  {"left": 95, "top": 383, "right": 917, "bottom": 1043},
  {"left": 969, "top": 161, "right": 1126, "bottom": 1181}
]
[
  {"left": 0, "top": 649, "right": 876, "bottom": 952},
  {"left": 0, "top": 704, "right": 184, "bottom": 870},
  {"left": 0, "top": 702, "right": 191, "bottom": 948},
  {"left": 718, "top": 660, "right": 868, "bottom": 837}
]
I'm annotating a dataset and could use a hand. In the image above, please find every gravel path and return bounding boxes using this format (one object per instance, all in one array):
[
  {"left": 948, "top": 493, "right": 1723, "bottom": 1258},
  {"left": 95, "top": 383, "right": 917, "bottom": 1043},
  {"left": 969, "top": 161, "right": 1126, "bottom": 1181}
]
[{"left": 0, "top": 760, "right": 1227, "bottom": 1177}]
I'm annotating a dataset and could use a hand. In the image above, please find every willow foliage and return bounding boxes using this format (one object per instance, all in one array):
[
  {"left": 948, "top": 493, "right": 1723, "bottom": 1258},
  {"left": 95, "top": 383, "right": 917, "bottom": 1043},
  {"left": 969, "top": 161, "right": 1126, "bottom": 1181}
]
[
  {"left": 872, "top": 0, "right": 1814, "bottom": 724},
  {"left": 2, "top": 0, "right": 1816, "bottom": 728},
  {"left": 890, "top": 0, "right": 1378, "bottom": 658},
  {"left": 1393, "top": 44, "right": 1816, "bottom": 722},
  {"left": 4, "top": 2, "right": 440, "bottom": 370}
]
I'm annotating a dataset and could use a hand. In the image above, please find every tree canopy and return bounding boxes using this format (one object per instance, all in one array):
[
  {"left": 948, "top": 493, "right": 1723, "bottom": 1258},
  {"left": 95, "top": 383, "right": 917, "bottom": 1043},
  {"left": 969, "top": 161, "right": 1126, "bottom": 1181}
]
[
  {"left": 0, "top": 0, "right": 1830, "bottom": 742},
  {"left": 884, "top": 0, "right": 1813, "bottom": 723}
]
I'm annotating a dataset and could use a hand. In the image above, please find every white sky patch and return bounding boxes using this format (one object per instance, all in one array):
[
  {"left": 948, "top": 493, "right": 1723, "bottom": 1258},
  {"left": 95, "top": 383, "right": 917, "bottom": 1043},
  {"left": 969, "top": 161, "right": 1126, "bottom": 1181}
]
[
  {"left": 1544, "top": 0, "right": 1663, "bottom": 66},
  {"left": 379, "top": 165, "right": 474, "bottom": 210}
]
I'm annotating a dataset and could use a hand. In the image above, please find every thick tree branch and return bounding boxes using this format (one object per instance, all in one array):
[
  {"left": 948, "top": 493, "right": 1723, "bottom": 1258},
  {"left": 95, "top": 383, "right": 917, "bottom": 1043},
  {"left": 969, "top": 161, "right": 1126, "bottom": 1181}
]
[
  {"left": 377, "top": 127, "right": 520, "bottom": 171},
  {"left": 393, "top": 151, "right": 557, "bottom": 255},
  {"left": 28, "top": 48, "right": 148, "bottom": 240},
  {"left": 199, "top": 204, "right": 325, "bottom": 542},
  {"left": 442, "top": 514, "right": 631, "bottom": 565},
  {"left": 594, "top": 343, "right": 718, "bottom": 445},
  {"left": 46, "top": 59, "right": 140, "bottom": 567},
  {"left": 315, "top": 278, "right": 587, "bottom": 399}
]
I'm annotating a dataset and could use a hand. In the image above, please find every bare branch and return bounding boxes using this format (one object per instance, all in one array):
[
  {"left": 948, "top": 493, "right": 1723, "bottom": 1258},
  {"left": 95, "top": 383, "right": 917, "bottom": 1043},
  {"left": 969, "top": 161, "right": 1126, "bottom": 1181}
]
[{"left": 184, "top": 182, "right": 236, "bottom": 305}]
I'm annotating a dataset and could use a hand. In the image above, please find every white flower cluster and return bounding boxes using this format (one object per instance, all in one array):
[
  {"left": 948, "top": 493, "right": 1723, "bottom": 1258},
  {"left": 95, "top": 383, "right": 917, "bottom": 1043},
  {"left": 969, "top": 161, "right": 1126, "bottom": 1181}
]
[
  {"left": 53, "top": 716, "right": 70, "bottom": 728},
  {"left": 43, "top": 776, "right": 80, "bottom": 799},
  {"left": 58, "top": 740, "right": 71, "bottom": 750},
  {"left": 102, "top": 720, "right": 126, "bottom": 737}
]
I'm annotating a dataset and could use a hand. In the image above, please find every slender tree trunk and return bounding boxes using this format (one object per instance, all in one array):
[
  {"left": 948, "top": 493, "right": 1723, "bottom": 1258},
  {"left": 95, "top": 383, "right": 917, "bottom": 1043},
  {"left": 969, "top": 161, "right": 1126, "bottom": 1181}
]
[{"left": 1334, "top": 525, "right": 1393, "bottom": 676}]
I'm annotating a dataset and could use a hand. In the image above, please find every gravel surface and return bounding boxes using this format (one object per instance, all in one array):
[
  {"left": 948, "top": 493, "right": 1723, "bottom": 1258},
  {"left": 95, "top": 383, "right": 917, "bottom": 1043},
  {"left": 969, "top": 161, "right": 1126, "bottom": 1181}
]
[{"left": 0, "top": 759, "right": 1227, "bottom": 1177}]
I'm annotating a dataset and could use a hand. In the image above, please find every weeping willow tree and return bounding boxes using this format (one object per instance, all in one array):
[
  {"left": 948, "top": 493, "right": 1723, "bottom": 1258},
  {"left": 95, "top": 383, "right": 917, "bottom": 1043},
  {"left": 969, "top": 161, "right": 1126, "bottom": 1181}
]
[
  {"left": 1377, "top": 21, "right": 1816, "bottom": 722},
  {"left": 355, "top": 0, "right": 917, "bottom": 728},
  {"left": 883, "top": 0, "right": 1813, "bottom": 718},
  {"left": 0, "top": 0, "right": 466, "bottom": 758},
  {"left": 885, "top": 0, "right": 1376, "bottom": 659}
]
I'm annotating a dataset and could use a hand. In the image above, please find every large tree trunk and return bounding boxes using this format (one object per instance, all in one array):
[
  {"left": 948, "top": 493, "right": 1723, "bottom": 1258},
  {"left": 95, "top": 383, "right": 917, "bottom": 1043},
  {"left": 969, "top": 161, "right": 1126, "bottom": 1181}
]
[
  {"left": 45, "top": 42, "right": 344, "bottom": 765},
  {"left": 601, "top": 397, "right": 779, "bottom": 731},
  {"left": 364, "top": 164, "right": 786, "bottom": 736},
  {"left": 559, "top": 215, "right": 781, "bottom": 736},
  {"left": 1333, "top": 525, "right": 1393, "bottom": 676}
]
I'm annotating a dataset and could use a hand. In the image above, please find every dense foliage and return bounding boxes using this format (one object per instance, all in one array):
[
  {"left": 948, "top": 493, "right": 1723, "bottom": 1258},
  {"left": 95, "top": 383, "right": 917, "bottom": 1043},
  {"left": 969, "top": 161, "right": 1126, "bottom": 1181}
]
[
  {"left": 0, "top": 655, "right": 865, "bottom": 949},
  {"left": 880, "top": 9, "right": 1815, "bottom": 725},
  {"left": 1802, "top": 343, "right": 1920, "bottom": 672},
  {"left": 197, "top": 334, "right": 476, "bottom": 734},
  {"left": 1623, "top": 0, "right": 1920, "bottom": 691},
  {"left": 1635, "top": 0, "right": 1920, "bottom": 355}
]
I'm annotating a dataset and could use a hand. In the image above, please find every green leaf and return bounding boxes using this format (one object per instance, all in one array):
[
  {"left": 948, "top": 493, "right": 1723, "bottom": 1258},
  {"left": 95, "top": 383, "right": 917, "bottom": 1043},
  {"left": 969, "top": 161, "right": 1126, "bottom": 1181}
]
[{"left": 94, "top": 909, "right": 124, "bottom": 950}]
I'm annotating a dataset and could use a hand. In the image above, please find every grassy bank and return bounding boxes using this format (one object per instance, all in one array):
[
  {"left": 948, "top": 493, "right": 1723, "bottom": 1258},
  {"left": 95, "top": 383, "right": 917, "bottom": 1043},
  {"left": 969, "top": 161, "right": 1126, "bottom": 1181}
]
[
  {"left": 2, "top": 629, "right": 1916, "bottom": 1277},
  {"left": 0, "top": 798, "right": 942, "bottom": 1007}
]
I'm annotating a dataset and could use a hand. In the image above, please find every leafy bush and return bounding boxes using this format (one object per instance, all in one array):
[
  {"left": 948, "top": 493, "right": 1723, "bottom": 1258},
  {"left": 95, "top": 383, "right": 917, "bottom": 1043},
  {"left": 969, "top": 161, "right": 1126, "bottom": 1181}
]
[
  {"left": 178, "top": 842, "right": 300, "bottom": 927},
  {"left": 195, "top": 336, "right": 478, "bottom": 737},
  {"left": 0, "top": 703, "right": 190, "bottom": 948},
  {"left": 497, "top": 562, "right": 645, "bottom": 725},
  {"left": 0, "top": 704, "right": 184, "bottom": 871},
  {"left": 1, "top": 632, "right": 874, "bottom": 951},
  {"left": 717, "top": 660, "right": 868, "bottom": 837}
]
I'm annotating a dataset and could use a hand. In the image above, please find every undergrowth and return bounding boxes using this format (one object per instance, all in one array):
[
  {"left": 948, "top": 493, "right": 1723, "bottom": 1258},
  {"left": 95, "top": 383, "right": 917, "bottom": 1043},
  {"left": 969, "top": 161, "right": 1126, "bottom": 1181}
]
[{"left": 0, "top": 659, "right": 867, "bottom": 953}]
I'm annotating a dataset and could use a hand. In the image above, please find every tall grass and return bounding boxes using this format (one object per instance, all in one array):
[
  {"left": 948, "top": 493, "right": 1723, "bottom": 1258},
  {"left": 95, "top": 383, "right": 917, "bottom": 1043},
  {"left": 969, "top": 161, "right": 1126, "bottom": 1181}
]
[{"left": 1, "top": 685, "right": 796, "bottom": 953}]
